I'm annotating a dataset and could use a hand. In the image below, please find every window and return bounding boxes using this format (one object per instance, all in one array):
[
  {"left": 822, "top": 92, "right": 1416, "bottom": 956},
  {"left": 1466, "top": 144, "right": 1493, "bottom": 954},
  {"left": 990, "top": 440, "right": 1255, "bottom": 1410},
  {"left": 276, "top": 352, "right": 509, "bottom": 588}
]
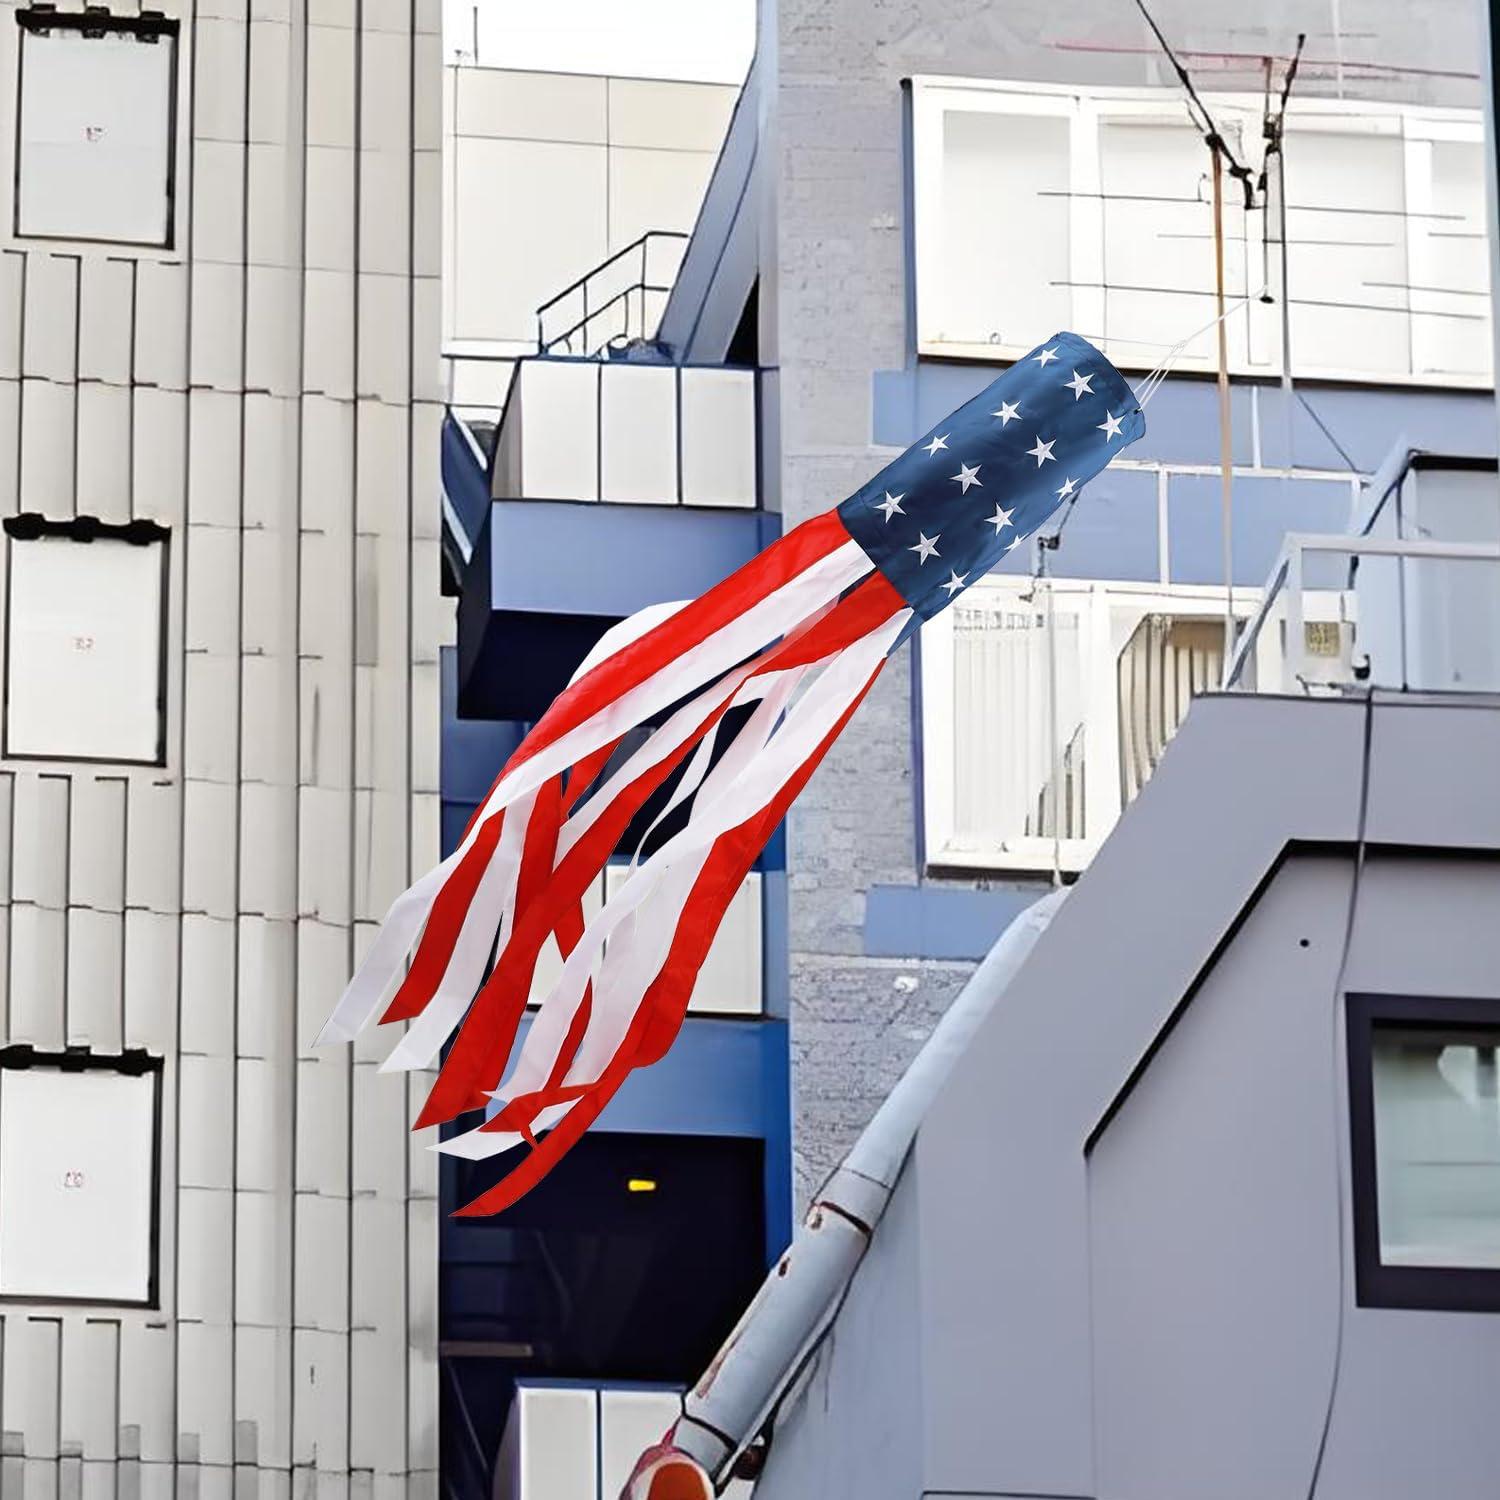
[
  {"left": 0, "top": 1047, "right": 163, "bottom": 1305},
  {"left": 910, "top": 78, "right": 1490, "bottom": 387},
  {"left": 3, "top": 514, "right": 170, "bottom": 764},
  {"left": 920, "top": 576, "right": 1249, "bottom": 872},
  {"left": 14, "top": 8, "right": 180, "bottom": 248},
  {"left": 1348, "top": 994, "right": 1500, "bottom": 1311}
]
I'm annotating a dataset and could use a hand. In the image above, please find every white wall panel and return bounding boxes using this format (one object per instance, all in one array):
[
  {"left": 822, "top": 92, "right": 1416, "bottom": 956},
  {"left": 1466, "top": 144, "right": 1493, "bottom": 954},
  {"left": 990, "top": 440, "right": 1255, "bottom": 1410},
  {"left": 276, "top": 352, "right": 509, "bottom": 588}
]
[
  {"left": 190, "top": 263, "right": 246, "bottom": 392},
  {"left": 304, "top": 269, "right": 356, "bottom": 397},
  {"left": 75, "top": 382, "right": 133, "bottom": 522},
  {"left": 0, "top": 0, "right": 436, "bottom": 1488},
  {"left": 455, "top": 67, "right": 606, "bottom": 143},
  {"left": 0, "top": 253, "right": 23, "bottom": 379},
  {"left": 133, "top": 261, "right": 190, "bottom": 392},
  {"left": 601, "top": 364, "right": 677, "bottom": 503},
  {"left": 19, "top": 378, "right": 76, "bottom": 516},
  {"left": 77, "top": 258, "right": 134, "bottom": 385},
  {"left": 21, "top": 254, "right": 79, "bottom": 384},
  {"left": 517, "top": 358, "right": 599, "bottom": 500},
  {"left": 193, "top": 140, "right": 248, "bottom": 266},
  {"left": 608, "top": 77, "right": 736, "bottom": 152},
  {"left": 681, "top": 367, "right": 757, "bottom": 507},
  {"left": 8, "top": 902, "right": 66, "bottom": 1049},
  {"left": 65, "top": 906, "right": 124, "bottom": 1049}
]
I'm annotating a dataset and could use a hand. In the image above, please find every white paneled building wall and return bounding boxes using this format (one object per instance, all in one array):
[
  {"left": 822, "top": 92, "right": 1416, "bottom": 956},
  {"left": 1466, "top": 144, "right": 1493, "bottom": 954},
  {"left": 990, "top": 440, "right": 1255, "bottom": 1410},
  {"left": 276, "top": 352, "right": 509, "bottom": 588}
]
[{"left": 0, "top": 0, "right": 444, "bottom": 1495}]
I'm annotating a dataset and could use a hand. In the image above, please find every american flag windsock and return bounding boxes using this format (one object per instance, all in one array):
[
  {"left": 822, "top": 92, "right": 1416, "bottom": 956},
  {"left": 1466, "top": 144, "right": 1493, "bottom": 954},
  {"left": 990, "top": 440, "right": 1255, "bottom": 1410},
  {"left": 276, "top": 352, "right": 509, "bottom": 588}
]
[{"left": 318, "top": 332, "right": 1144, "bottom": 1214}]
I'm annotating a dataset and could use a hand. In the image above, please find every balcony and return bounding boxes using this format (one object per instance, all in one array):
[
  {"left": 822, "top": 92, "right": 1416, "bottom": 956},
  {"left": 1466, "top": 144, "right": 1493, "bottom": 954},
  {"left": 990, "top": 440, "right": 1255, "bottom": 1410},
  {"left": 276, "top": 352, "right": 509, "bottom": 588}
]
[
  {"left": 452, "top": 357, "right": 775, "bottom": 722},
  {"left": 1224, "top": 453, "right": 1500, "bottom": 694}
]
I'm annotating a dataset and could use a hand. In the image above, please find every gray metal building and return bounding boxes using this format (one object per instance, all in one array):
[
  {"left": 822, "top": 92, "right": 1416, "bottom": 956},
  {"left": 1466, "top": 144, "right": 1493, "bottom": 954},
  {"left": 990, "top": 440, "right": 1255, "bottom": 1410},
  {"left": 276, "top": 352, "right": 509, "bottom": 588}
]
[{"left": 0, "top": 0, "right": 444, "bottom": 1495}]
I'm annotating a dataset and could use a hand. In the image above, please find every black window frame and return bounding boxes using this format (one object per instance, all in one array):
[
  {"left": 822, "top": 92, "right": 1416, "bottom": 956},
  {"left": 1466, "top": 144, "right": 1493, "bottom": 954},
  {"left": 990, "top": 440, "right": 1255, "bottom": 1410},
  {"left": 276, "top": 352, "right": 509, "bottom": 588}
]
[
  {"left": 13, "top": 6, "right": 182, "bottom": 251},
  {"left": 2, "top": 513, "right": 171, "bottom": 767},
  {"left": 1347, "top": 991, "right": 1500, "bottom": 1313},
  {"left": 0, "top": 1044, "right": 165, "bottom": 1309}
]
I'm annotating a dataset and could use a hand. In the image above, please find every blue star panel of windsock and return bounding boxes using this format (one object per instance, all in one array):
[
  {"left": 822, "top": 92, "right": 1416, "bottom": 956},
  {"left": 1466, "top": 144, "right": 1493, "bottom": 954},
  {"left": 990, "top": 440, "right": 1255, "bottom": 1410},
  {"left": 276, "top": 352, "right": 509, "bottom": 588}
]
[{"left": 837, "top": 331, "right": 1146, "bottom": 621}]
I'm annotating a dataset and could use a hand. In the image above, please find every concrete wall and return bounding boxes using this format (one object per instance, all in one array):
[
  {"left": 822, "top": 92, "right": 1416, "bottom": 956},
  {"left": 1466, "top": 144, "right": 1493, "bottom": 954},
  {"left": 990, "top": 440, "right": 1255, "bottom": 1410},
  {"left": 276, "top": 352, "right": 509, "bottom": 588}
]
[
  {"left": 0, "top": 0, "right": 445, "bottom": 1494},
  {"left": 752, "top": 694, "right": 1500, "bottom": 1499},
  {"left": 767, "top": 0, "right": 1492, "bottom": 1209}
]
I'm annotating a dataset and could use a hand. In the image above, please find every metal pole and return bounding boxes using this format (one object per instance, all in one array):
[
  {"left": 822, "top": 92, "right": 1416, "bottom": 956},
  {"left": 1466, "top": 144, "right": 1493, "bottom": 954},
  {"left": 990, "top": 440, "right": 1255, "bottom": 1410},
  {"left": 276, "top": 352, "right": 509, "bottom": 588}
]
[
  {"left": 1276, "top": 143, "right": 1295, "bottom": 483},
  {"left": 1211, "top": 145, "right": 1236, "bottom": 657},
  {"left": 1040, "top": 541, "right": 1063, "bottom": 888}
]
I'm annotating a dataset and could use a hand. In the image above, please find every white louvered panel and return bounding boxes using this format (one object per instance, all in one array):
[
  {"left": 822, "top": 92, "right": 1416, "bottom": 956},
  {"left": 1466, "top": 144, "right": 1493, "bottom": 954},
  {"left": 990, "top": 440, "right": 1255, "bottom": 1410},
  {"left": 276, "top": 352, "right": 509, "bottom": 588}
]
[
  {"left": 243, "top": 393, "right": 299, "bottom": 530},
  {"left": 358, "top": 151, "right": 412, "bottom": 278},
  {"left": 351, "top": 787, "right": 407, "bottom": 927},
  {"left": 0, "top": 380, "right": 19, "bottom": 516},
  {"left": 132, "top": 262, "right": 190, "bottom": 392},
  {"left": 303, "top": 270, "right": 356, "bottom": 400},
  {"left": 3, "top": 1317, "right": 61, "bottom": 1460},
  {"left": 174, "top": 1311, "right": 234, "bottom": 1464},
  {"left": 193, "top": 139, "right": 248, "bottom": 267},
  {"left": 180, "top": 779, "right": 239, "bottom": 920},
  {"left": 183, "top": 655, "right": 239, "bottom": 784},
  {"left": 118, "top": 1319, "right": 176, "bottom": 1463},
  {"left": 68, "top": 775, "right": 127, "bottom": 912},
  {"left": 21, "top": 254, "right": 80, "bottom": 385},
  {"left": 186, "top": 389, "right": 244, "bottom": 527},
  {"left": 292, "top": 1326, "right": 351, "bottom": 1475},
  {"left": 77, "top": 257, "right": 135, "bottom": 386},
  {"left": 297, "top": 789, "right": 354, "bottom": 927},
  {"left": 241, "top": 656, "right": 299, "bottom": 790},
  {"left": 180, "top": 913, "right": 236, "bottom": 1057},
  {"left": 19, "top": 377, "right": 77, "bottom": 518},
  {"left": 355, "top": 399, "right": 409, "bottom": 538},
  {"left": 123, "top": 756, "right": 183, "bottom": 906},
  {"left": 60, "top": 1318, "right": 119, "bottom": 1462},
  {"left": 294, "top": 1052, "right": 350, "bottom": 1197},
  {"left": 123, "top": 908, "right": 179, "bottom": 1053},
  {"left": 306, "top": 146, "right": 357, "bottom": 273},
  {"left": 238, "top": 514, "right": 295, "bottom": 651},
  {"left": 246, "top": 265, "right": 302, "bottom": 399},
  {"left": 352, "top": 1057, "right": 407, "bottom": 1201},
  {"left": 10, "top": 905, "right": 66, "bottom": 1046},
  {"left": 131, "top": 386, "right": 188, "bottom": 525},
  {"left": 0, "top": 252, "right": 23, "bottom": 380},
  {"left": 75, "top": 381, "right": 132, "bottom": 522},
  {"left": 189, "top": 263, "right": 246, "bottom": 393},
  {"left": 65, "top": 906, "right": 123, "bottom": 1051},
  {"left": 348, "top": 1197, "right": 408, "bottom": 1477},
  {"left": 186, "top": 525, "right": 243, "bottom": 638},
  {"left": 356, "top": 274, "right": 411, "bottom": 405}
]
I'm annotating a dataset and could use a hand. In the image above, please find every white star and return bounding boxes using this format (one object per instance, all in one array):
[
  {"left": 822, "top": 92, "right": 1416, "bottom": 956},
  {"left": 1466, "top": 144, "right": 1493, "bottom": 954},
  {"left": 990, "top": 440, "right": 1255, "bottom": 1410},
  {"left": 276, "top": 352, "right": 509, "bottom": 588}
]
[
  {"left": 908, "top": 531, "right": 940, "bottom": 564},
  {"left": 992, "top": 400, "right": 1020, "bottom": 425},
  {"left": 1032, "top": 346, "right": 1059, "bottom": 368},
  {"left": 986, "top": 504, "right": 1015, "bottom": 534},
  {"left": 922, "top": 433, "right": 949, "bottom": 457},
  {"left": 1065, "top": 369, "right": 1094, "bottom": 400},
  {"left": 1026, "top": 436, "right": 1056, "bottom": 467},
  {"left": 951, "top": 462, "right": 982, "bottom": 494},
  {"left": 874, "top": 491, "right": 905, "bottom": 522},
  {"left": 1055, "top": 477, "right": 1077, "bottom": 502},
  {"left": 1098, "top": 410, "right": 1125, "bottom": 441},
  {"left": 941, "top": 570, "right": 968, "bottom": 598},
  {"left": 1005, "top": 535, "right": 1024, "bottom": 553}
]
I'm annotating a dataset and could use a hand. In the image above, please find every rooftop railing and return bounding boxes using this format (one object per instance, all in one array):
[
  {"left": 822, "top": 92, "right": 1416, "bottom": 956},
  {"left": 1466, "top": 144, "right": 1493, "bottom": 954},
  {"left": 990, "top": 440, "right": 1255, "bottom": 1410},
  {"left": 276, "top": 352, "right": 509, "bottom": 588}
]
[
  {"left": 1222, "top": 532, "right": 1500, "bottom": 694},
  {"left": 535, "top": 231, "right": 690, "bottom": 357}
]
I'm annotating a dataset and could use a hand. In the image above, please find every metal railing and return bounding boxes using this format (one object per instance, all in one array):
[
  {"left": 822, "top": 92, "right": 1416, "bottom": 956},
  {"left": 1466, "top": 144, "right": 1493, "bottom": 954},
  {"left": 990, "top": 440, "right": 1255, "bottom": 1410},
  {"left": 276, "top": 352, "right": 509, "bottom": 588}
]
[
  {"left": 1222, "top": 532, "right": 1500, "bottom": 694},
  {"left": 535, "top": 231, "right": 689, "bottom": 357}
]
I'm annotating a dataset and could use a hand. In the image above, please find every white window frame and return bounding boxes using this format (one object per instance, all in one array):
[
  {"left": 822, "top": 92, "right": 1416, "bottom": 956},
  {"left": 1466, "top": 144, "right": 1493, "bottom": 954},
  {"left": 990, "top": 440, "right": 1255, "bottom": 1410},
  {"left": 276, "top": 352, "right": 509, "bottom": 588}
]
[
  {"left": 920, "top": 575, "right": 1259, "bottom": 874},
  {"left": 1, "top": 4, "right": 190, "bottom": 258},
  {"left": 910, "top": 77, "right": 1489, "bottom": 389}
]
